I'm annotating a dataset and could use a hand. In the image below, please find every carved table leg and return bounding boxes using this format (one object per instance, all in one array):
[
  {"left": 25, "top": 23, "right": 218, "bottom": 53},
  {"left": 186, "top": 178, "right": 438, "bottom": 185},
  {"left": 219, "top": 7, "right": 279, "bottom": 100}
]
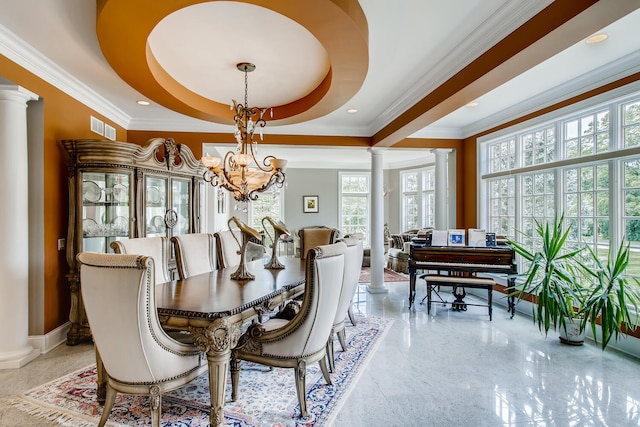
[{"left": 190, "top": 318, "right": 241, "bottom": 427}]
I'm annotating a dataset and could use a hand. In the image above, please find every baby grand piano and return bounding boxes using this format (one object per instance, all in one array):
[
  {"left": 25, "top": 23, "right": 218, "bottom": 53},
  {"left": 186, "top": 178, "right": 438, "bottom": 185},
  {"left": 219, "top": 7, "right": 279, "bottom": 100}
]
[{"left": 408, "top": 244, "right": 518, "bottom": 316}]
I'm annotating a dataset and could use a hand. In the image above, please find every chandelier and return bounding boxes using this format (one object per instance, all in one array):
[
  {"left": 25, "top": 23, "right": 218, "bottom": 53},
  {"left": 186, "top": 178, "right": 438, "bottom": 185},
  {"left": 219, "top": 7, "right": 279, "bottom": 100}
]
[{"left": 201, "top": 62, "right": 287, "bottom": 202}]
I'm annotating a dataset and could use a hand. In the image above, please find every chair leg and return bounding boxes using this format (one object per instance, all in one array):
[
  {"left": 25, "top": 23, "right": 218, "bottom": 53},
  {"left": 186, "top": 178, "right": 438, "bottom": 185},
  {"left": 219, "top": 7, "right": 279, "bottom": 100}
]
[
  {"left": 98, "top": 385, "right": 116, "bottom": 427},
  {"left": 347, "top": 305, "right": 357, "bottom": 326},
  {"left": 149, "top": 386, "right": 161, "bottom": 427},
  {"left": 318, "top": 356, "right": 332, "bottom": 386},
  {"left": 326, "top": 332, "right": 336, "bottom": 372},
  {"left": 230, "top": 354, "right": 240, "bottom": 402},
  {"left": 295, "top": 360, "right": 308, "bottom": 418},
  {"left": 336, "top": 326, "right": 348, "bottom": 352}
]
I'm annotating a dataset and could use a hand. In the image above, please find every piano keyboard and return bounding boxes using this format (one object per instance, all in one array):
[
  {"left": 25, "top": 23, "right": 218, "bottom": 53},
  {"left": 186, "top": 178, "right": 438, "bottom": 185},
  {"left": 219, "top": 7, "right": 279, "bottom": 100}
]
[{"left": 414, "top": 261, "right": 513, "bottom": 270}]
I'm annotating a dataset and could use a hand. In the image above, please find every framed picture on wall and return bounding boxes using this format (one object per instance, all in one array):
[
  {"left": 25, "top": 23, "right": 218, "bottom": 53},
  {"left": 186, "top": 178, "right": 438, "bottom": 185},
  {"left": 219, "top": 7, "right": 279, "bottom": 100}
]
[{"left": 303, "top": 195, "right": 319, "bottom": 213}]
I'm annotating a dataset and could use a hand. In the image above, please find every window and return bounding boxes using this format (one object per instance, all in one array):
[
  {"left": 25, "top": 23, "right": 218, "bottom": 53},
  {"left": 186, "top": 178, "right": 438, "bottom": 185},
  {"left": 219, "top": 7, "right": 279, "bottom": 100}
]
[
  {"left": 562, "top": 109, "right": 609, "bottom": 158},
  {"left": 481, "top": 91, "right": 640, "bottom": 276},
  {"left": 249, "top": 190, "right": 284, "bottom": 246},
  {"left": 522, "top": 126, "right": 555, "bottom": 166},
  {"left": 623, "top": 158, "right": 640, "bottom": 248},
  {"left": 339, "top": 172, "right": 370, "bottom": 244},
  {"left": 401, "top": 168, "right": 435, "bottom": 231}
]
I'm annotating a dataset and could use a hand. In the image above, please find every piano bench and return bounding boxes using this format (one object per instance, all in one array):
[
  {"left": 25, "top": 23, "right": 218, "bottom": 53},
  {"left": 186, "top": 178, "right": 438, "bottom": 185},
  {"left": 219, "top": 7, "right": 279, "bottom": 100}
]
[{"left": 419, "top": 275, "right": 495, "bottom": 320}]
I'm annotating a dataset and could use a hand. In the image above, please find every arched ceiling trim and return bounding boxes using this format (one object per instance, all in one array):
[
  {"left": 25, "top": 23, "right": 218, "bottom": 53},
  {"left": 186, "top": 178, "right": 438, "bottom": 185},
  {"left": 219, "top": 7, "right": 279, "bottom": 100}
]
[{"left": 96, "top": 0, "right": 368, "bottom": 126}]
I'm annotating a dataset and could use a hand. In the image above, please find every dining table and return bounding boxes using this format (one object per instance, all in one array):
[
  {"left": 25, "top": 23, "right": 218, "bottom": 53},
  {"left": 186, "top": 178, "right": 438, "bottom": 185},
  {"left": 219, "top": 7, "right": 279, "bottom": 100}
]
[
  {"left": 93, "top": 255, "right": 306, "bottom": 427},
  {"left": 156, "top": 255, "right": 305, "bottom": 427}
]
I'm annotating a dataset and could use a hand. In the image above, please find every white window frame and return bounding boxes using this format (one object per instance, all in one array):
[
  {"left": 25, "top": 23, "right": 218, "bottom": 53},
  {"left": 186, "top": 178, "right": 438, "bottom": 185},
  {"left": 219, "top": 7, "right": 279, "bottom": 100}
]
[
  {"left": 338, "top": 171, "right": 370, "bottom": 245},
  {"left": 479, "top": 83, "right": 640, "bottom": 277},
  {"left": 249, "top": 190, "right": 285, "bottom": 245},
  {"left": 401, "top": 167, "right": 435, "bottom": 231}
]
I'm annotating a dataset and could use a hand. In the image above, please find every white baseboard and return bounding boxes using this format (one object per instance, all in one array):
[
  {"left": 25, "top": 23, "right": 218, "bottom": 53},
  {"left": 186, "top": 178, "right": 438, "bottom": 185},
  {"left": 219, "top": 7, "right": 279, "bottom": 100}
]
[{"left": 28, "top": 322, "right": 71, "bottom": 354}]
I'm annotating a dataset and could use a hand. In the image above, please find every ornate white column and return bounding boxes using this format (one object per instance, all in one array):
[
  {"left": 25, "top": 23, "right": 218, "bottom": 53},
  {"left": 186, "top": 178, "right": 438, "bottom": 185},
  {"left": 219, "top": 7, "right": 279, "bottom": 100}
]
[
  {"left": 0, "top": 85, "right": 40, "bottom": 369},
  {"left": 434, "top": 149, "right": 452, "bottom": 230},
  {"left": 367, "top": 148, "right": 387, "bottom": 294}
]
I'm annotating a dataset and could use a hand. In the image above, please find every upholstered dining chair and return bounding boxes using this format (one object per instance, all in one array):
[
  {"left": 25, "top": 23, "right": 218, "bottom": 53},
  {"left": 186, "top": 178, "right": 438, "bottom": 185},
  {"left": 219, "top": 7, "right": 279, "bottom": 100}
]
[
  {"left": 213, "top": 229, "right": 265, "bottom": 269},
  {"left": 77, "top": 252, "right": 207, "bottom": 427},
  {"left": 110, "top": 236, "right": 171, "bottom": 283},
  {"left": 230, "top": 241, "right": 346, "bottom": 418},
  {"left": 326, "top": 236, "right": 364, "bottom": 372},
  {"left": 171, "top": 233, "right": 215, "bottom": 279},
  {"left": 297, "top": 226, "right": 339, "bottom": 259}
]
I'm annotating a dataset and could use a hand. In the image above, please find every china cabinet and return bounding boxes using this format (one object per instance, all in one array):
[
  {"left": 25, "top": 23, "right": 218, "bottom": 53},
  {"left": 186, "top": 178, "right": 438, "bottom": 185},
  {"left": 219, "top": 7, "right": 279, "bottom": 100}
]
[{"left": 63, "top": 138, "right": 205, "bottom": 345}]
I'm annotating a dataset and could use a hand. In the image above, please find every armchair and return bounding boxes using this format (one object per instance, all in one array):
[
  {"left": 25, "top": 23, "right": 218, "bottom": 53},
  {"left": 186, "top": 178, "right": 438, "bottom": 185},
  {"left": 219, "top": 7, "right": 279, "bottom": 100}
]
[
  {"left": 171, "top": 233, "right": 216, "bottom": 279},
  {"left": 297, "top": 226, "right": 339, "bottom": 259},
  {"left": 231, "top": 241, "right": 346, "bottom": 418},
  {"left": 77, "top": 252, "right": 207, "bottom": 427},
  {"left": 110, "top": 236, "right": 171, "bottom": 283}
]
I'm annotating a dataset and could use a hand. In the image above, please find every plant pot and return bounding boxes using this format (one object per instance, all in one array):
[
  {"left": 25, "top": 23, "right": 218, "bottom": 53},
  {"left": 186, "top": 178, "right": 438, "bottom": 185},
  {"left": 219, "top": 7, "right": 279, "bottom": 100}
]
[{"left": 559, "top": 317, "right": 585, "bottom": 346}]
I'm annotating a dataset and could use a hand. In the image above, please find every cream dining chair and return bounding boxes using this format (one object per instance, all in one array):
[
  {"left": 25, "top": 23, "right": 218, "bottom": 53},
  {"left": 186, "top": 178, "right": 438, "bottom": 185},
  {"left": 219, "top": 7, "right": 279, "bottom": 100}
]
[
  {"left": 171, "top": 233, "right": 216, "bottom": 279},
  {"left": 213, "top": 229, "right": 266, "bottom": 269},
  {"left": 77, "top": 252, "right": 207, "bottom": 427},
  {"left": 110, "top": 236, "right": 171, "bottom": 283},
  {"left": 230, "top": 241, "right": 346, "bottom": 418},
  {"left": 327, "top": 235, "right": 364, "bottom": 372}
]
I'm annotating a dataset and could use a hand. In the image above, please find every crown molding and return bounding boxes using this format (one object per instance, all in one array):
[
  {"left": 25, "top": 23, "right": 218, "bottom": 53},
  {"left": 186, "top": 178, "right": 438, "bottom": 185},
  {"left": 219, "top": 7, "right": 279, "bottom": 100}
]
[
  {"left": 372, "top": 0, "right": 553, "bottom": 133},
  {"left": 0, "top": 24, "right": 131, "bottom": 128},
  {"left": 460, "top": 51, "right": 640, "bottom": 138}
]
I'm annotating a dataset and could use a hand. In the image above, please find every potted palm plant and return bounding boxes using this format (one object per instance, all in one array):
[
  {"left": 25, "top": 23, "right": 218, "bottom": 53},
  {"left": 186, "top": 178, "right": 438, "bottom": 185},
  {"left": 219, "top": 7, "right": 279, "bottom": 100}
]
[
  {"left": 578, "top": 240, "right": 640, "bottom": 350},
  {"left": 508, "top": 214, "right": 585, "bottom": 340},
  {"left": 509, "top": 214, "right": 640, "bottom": 350}
]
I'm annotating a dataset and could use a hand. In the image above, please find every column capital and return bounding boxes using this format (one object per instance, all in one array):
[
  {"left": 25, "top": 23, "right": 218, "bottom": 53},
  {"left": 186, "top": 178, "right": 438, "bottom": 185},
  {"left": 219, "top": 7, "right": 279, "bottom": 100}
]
[{"left": 0, "top": 84, "right": 39, "bottom": 103}]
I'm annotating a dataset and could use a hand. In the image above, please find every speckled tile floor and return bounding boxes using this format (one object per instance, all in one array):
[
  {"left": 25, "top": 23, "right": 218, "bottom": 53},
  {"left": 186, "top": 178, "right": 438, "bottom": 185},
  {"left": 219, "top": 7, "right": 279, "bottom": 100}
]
[{"left": 1, "top": 281, "right": 639, "bottom": 426}]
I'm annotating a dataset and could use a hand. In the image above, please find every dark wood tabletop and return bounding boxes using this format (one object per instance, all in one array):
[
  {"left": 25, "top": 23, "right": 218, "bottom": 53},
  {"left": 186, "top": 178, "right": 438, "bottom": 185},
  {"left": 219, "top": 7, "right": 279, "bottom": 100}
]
[{"left": 155, "top": 256, "right": 306, "bottom": 319}]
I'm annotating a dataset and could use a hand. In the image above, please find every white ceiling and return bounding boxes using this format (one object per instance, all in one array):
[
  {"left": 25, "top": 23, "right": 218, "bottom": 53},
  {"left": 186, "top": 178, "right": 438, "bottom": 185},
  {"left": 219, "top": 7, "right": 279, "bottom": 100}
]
[{"left": 1, "top": 1, "right": 639, "bottom": 168}]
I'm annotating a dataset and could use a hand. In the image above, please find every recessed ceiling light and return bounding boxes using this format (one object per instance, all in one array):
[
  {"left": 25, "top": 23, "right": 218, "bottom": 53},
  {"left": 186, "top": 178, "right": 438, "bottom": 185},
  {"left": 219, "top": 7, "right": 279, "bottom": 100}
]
[
  {"left": 137, "top": 100, "right": 150, "bottom": 106},
  {"left": 347, "top": 108, "right": 358, "bottom": 113},
  {"left": 465, "top": 101, "right": 479, "bottom": 108},
  {"left": 586, "top": 33, "right": 608, "bottom": 44}
]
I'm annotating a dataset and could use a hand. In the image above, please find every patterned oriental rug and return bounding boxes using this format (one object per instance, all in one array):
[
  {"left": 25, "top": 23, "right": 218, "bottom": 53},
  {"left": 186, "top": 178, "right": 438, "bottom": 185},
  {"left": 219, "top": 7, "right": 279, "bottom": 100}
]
[
  {"left": 359, "top": 267, "right": 409, "bottom": 283},
  {"left": 8, "top": 316, "right": 392, "bottom": 427}
]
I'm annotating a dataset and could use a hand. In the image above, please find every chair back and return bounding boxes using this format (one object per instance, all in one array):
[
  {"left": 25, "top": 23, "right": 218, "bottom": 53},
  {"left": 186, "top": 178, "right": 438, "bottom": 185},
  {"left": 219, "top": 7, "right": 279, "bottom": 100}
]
[
  {"left": 77, "top": 252, "right": 202, "bottom": 383},
  {"left": 214, "top": 229, "right": 266, "bottom": 269},
  {"left": 260, "top": 241, "right": 346, "bottom": 358},
  {"left": 298, "top": 227, "right": 339, "bottom": 259},
  {"left": 110, "top": 236, "right": 170, "bottom": 283},
  {"left": 334, "top": 236, "right": 364, "bottom": 325},
  {"left": 171, "top": 233, "right": 215, "bottom": 279}
]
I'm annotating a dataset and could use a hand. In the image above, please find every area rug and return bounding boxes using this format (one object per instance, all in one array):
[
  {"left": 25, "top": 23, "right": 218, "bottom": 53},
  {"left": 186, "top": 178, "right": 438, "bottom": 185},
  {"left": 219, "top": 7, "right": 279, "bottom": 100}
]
[
  {"left": 7, "top": 316, "right": 392, "bottom": 427},
  {"left": 359, "top": 267, "right": 409, "bottom": 283}
]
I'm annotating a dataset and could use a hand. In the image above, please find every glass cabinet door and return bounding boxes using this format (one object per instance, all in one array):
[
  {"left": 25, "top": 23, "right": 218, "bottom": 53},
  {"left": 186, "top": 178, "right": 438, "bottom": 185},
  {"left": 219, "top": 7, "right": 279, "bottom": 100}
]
[
  {"left": 172, "top": 178, "right": 191, "bottom": 237},
  {"left": 145, "top": 176, "right": 168, "bottom": 237},
  {"left": 81, "top": 171, "right": 131, "bottom": 253}
]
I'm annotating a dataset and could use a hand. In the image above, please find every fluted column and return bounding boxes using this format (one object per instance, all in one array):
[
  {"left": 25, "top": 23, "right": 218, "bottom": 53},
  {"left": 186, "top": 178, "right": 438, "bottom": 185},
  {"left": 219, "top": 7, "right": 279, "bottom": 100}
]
[
  {"left": 434, "top": 149, "right": 451, "bottom": 230},
  {"left": 0, "top": 85, "right": 40, "bottom": 369},
  {"left": 367, "top": 148, "right": 387, "bottom": 294}
]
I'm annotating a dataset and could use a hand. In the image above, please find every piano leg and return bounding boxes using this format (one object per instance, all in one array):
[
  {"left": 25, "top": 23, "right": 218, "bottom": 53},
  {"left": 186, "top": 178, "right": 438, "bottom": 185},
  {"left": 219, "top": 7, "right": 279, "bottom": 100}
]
[
  {"left": 409, "top": 269, "right": 416, "bottom": 309},
  {"left": 507, "top": 277, "right": 516, "bottom": 318}
]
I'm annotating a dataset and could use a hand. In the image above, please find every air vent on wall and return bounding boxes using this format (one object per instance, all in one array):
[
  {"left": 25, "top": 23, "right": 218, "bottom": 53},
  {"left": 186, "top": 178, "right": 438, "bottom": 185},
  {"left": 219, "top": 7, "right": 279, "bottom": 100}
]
[
  {"left": 90, "top": 116, "right": 104, "bottom": 136},
  {"left": 104, "top": 124, "right": 116, "bottom": 141}
]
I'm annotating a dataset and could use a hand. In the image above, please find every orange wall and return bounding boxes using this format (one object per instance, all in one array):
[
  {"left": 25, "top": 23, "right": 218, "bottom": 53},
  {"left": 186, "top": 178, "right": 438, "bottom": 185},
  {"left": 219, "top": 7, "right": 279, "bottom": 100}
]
[{"left": 1, "top": 54, "right": 126, "bottom": 333}]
